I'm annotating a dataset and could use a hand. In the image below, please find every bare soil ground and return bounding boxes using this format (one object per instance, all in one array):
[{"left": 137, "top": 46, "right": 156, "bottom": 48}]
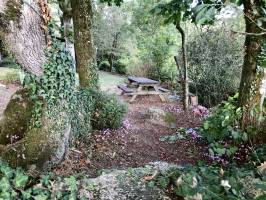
[
  {"left": 0, "top": 77, "right": 207, "bottom": 177},
  {"left": 53, "top": 95, "right": 207, "bottom": 177}
]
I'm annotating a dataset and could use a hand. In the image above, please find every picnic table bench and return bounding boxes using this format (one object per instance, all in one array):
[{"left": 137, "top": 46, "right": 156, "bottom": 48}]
[{"left": 118, "top": 76, "right": 170, "bottom": 102}]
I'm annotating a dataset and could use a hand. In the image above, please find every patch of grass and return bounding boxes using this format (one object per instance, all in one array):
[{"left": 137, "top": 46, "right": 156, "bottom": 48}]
[
  {"left": 99, "top": 71, "right": 125, "bottom": 92},
  {"left": 0, "top": 67, "right": 20, "bottom": 83}
]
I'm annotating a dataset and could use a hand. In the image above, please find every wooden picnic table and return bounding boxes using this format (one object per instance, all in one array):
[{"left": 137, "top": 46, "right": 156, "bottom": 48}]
[{"left": 118, "top": 76, "right": 169, "bottom": 102}]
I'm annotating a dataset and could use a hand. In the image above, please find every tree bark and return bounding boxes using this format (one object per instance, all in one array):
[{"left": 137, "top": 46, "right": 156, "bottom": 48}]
[
  {"left": 0, "top": 0, "right": 73, "bottom": 170},
  {"left": 176, "top": 23, "right": 189, "bottom": 111},
  {"left": 0, "top": 0, "right": 46, "bottom": 76},
  {"left": 108, "top": 32, "right": 121, "bottom": 72},
  {"left": 71, "top": 0, "right": 98, "bottom": 88},
  {"left": 239, "top": 0, "right": 266, "bottom": 129},
  {"left": 59, "top": 0, "right": 76, "bottom": 70}
]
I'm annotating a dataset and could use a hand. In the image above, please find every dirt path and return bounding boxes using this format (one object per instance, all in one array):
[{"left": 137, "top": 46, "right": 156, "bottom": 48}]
[{"left": 54, "top": 96, "right": 207, "bottom": 177}]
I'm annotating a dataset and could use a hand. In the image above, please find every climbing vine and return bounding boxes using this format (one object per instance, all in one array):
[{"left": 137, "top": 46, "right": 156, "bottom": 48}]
[{"left": 24, "top": 21, "right": 76, "bottom": 128}]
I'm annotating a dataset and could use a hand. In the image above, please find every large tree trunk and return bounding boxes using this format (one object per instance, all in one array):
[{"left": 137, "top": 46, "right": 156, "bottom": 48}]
[
  {"left": 0, "top": 0, "right": 71, "bottom": 170},
  {"left": 0, "top": 0, "right": 46, "bottom": 76},
  {"left": 71, "top": 0, "right": 98, "bottom": 88},
  {"left": 239, "top": 0, "right": 266, "bottom": 130},
  {"left": 176, "top": 23, "right": 189, "bottom": 111}
]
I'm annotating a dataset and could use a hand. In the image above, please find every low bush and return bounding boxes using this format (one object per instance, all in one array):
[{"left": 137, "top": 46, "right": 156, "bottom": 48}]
[
  {"left": 113, "top": 61, "right": 127, "bottom": 74},
  {"left": 90, "top": 89, "right": 127, "bottom": 130},
  {"left": 0, "top": 160, "right": 81, "bottom": 199},
  {"left": 149, "top": 161, "right": 266, "bottom": 200},
  {"left": 200, "top": 93, "right": 244, "bottom": 143},
  {"left": 98, "top": 60, "right": 110, "bottom": 71},
  {"left": 71, "top": 89, "right": 127, "bottom": 139}
]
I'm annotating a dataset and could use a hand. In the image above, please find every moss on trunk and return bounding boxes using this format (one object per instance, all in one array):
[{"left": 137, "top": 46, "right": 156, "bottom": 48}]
[
  {"left": 0, "top": 89, "right": 34, "bottom": 145},
  {"left": 239, "top": 0, "right": 266, "bottom": 131},
  {"left": 0, "top": 111, "right": 71, "bottom": 170},
  {"left": 71, "top": 0, "right": 98, "bottom": 88},
  {"left": 0, "top": 0, "right": 22, "bottom": 30}
]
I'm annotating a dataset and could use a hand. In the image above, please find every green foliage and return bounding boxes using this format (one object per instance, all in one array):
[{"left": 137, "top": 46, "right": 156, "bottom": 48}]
[
  {"left": 99, "top": 0, "right": 123, "bottom": 6},
  {"left": 98, "top": 60, "right": 110, "bottom": 71},
  {"left": 150, "top": 164, "right": 266, "bottom": 200},
  {"left": 201, "top": 94, "right": 244, "bottom": 143},
  {"left": 24, "top": 21, "right": 76, "bottom": 128},
  {"left": 0, "top": 56, "right": 19, "bottom": 69},
  {"left": 0, "top": 160, "right": 82, "bottom": 199},
  {"left": 113, "top": 61, "right": 126, "bottom": 74},
  {"left": 89, "top": 89, "right": 127, "bottom": 130},
  {"left": 0, "top": 68, "right": 19, "bottom": 83},
  {"left": 187, "top": 29, "right": 243, "bottom": 107},
  {"left": 70, "top": 89, "right": 95, "bottom": 139}
]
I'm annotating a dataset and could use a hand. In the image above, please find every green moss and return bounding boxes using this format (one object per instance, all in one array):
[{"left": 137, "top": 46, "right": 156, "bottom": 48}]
[
  {"left": 0, "top": 0, "right": 22, "bottom": 30},
  {"left": 0, "top": 113, "right": 69, "bottom": 170},
  {"left": 0, "top": 128, "right": 51, "bottom": 169},
  {"left": 0, "top": 89, "right": 34, "bottom": 145}
]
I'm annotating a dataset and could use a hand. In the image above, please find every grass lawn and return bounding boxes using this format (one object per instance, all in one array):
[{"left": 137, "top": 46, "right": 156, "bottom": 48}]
[
  {"left": 0, "top": 67, "right": 20, "bottom": 83},
  {"left": 0, "top": 67, "right": 125, "bottom": 91},
  {"left": 99, "top": 71, "right": 125, "bottom": 92}
]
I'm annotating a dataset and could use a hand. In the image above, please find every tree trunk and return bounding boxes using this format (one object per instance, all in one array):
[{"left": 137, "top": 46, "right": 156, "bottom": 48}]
[
  {"left": 0, "top": 0, "right": 72, "bottom": 170},
  {"left": 108, "top": 53, "right": 114, "bottom": 72},
  {"left": 71, "top": 0, "right": 98, "bottom": 88},
  {"left": 0, "top": 0, "right": 46, "bottom": 76},
  {"left": 239, "top": 0, "right": 266, "bottom": 130},
  {"left": 176, "top": 23, "right": 189, "bottom": 111},
  {"left": 108, "top": 32, "right": 120, "bottom": 72},
  {"left": 59, "top": 0, "right": 76, "bottom": 70}
]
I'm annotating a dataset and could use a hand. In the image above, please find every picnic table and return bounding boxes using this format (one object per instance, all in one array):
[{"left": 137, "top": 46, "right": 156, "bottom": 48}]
[{"left": 118, "top": 76, "right": 170, "bottom": 102}]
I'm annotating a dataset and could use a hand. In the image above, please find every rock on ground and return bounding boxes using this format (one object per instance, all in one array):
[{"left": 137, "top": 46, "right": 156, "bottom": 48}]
[{"left": 78, "top": 162, "right": 175, "bottom": 200}]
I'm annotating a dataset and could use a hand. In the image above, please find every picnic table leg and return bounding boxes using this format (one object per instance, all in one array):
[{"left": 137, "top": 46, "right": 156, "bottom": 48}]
[
  {"left": 154, "top": 86, "right": 166, "bottom": 102},
  {"left": 129, "top": 85, "right": 142, "bottom": 103}
]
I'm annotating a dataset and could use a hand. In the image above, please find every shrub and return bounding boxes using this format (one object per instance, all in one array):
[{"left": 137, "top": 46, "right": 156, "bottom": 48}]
[
  {"left": 71, "top": 89, "right": 127, "bottom": 141},
  {"left": 114, "top": 61, "right": 127, "bottom": 74},
  {"left": 150, "top": 163, "right": 266, "bottom": 199},
  {"left": 200, "top": 93, "right": 244, "bottom": 143},
  {"left": 0, "top": 160, "right": 81, "bottom": 199},
  {"left": 88, "top": 89, "right": 127, "bottom": 130},
  {"left": 98, "top": 60, "right": 110, "bottom": 71},
  {"left": 186, "top": 29, "right": 244, "bottom": 107}
]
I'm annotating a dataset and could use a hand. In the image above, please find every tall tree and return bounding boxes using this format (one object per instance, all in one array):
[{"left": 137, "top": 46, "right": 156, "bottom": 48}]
[
  {"left": 238, "top": 0, "right": 266, "bottom": 129},
  {"left": 151, "top": 0, "right": 194, "bottom": 111},
  {"left": 0, "top": 0, "right": 47, "bottom": 76},
  {"left": 71, "top": 0, "right": 98, "bottom": 88},
  {"left": 0, "top": 0, "right": 73, "bottom": 169},
  {"left": 153, "top": 0, "right": 266, "bottom": 129}
]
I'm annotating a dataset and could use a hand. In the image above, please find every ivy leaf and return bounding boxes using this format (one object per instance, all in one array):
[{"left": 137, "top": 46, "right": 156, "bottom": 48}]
[
  {"left": 158, "top": 176, "right": 170, "bottom": 189},
  {"left": 33, "top": 194, "right": 49, "bottom": 200},
  {"left": 13, "top": 172, "right": 29, "bottom": 189},
  {"left": 0, "top": 177, "right": 11, "bottom": 192}
]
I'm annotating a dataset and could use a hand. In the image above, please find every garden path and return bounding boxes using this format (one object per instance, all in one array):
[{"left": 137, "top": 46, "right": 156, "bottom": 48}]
[{"left": 54, "top": 89, "right": 206, "bottom": 177}]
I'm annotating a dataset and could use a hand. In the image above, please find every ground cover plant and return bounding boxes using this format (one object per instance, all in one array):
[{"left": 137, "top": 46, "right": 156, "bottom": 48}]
[{"left": 0, "top": 0, "right": 265, "bottom": 199}]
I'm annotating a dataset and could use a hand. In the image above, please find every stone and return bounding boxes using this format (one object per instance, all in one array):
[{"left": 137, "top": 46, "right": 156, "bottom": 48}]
[
  {"left": 0, "top": 111, "right": 71, "bottom": 170},
  {"left": 78, "top": 162, "right": 174, "bottom": 200},
  {"left": 147, "top": 107, "right": 177, "bottom": 128},
  {"left": 0, "top": 89, "right": 34, "bottom": 145},
  {"left": 0, "top": 89, "right": 72, "bottom": 170}
]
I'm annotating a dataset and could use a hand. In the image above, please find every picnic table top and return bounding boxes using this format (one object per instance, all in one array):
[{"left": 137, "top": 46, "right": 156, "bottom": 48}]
[{"left": 128, "top": 76, "right": 159, "bottom": 85}]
